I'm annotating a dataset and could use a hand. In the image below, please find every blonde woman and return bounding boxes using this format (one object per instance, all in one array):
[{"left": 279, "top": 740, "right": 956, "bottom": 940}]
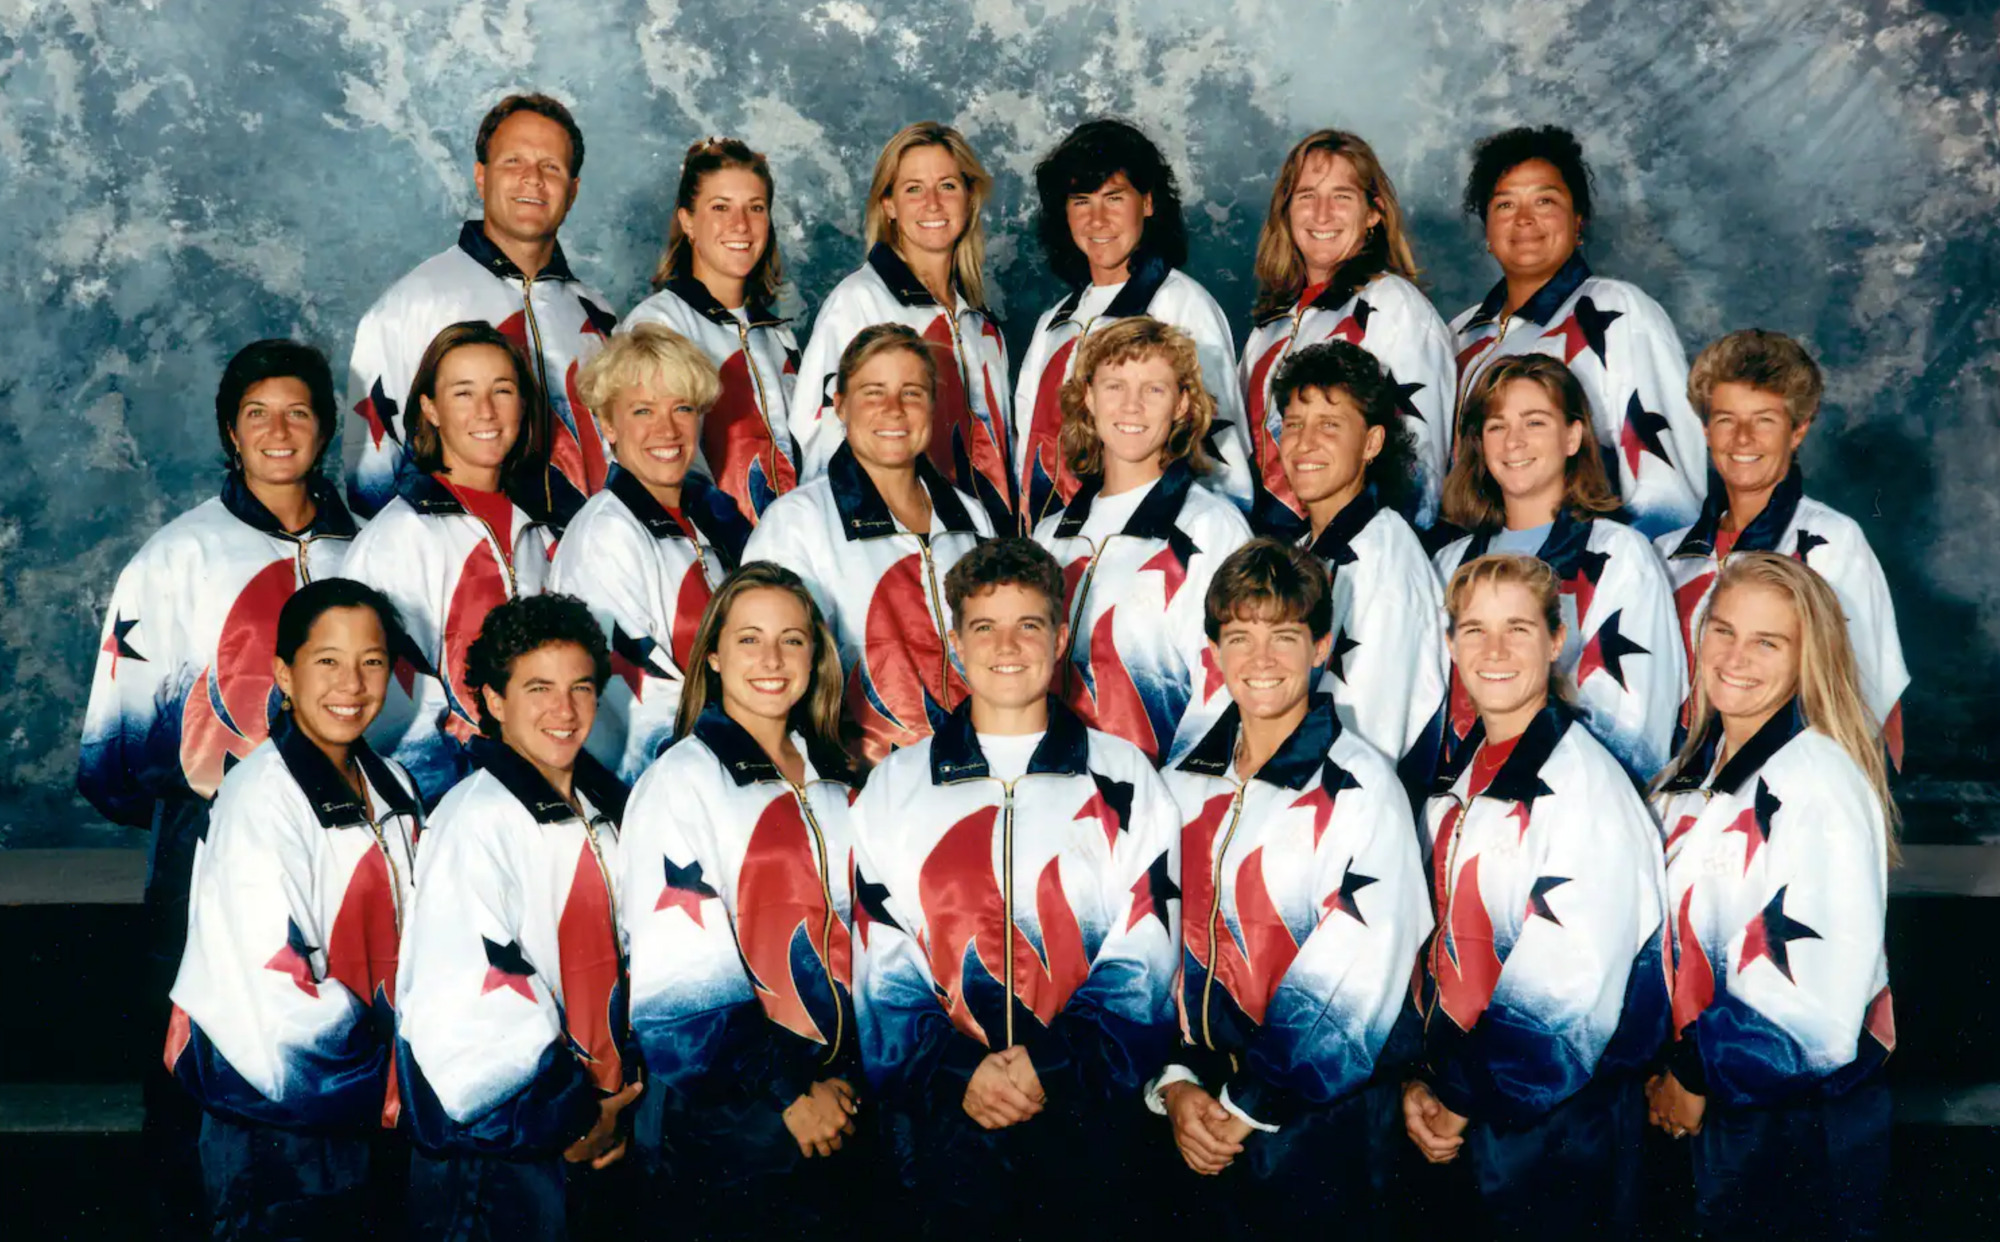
[
  {"left": 620, "top": 562, "right": 865, "bottom": 1238},
  {"left": 790, "top": 122, "right": 1012, "bottom": 528},
  {"left": 1649, "top": 552, "right": 1896, "bottom": 1242},
  {"left": 549, "top": 323, "right": 751, "bottom": 783},
  {"left": 1239, "top": 130, "right": 1454, "bottom": 527}
]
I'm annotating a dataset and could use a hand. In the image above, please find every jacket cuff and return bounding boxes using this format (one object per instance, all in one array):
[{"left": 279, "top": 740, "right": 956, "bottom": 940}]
[
  {"left": 1218, "top": 1083, "right": 1283, "bottom": 1134},
  {"left": 1669, "top": 1032, "right": 1709, "bottom": 1097},
  {"left": 1145, "top": 1064, "right": 1203, "bottom": 1116},
  {"left": 1222, "top": 1073, "right": 1297, "bottom": 1131}
]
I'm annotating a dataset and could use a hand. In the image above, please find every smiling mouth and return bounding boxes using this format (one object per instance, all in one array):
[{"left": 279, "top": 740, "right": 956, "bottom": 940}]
[
  {"left": 646, "top": 445, "right": 685, "bottom": 462},
  {"left": 1306, "top": 229, "right": 1344, "bottom": 241},
  {"left": 748, "top": 677, "right": 789, "bottom": 693},
  {"left": 544, "top": 728, "right": 576, "bottom": 740},
  {"left": 1243, "top": 677, "right": 1286, "bottom": 689},
  {"left": 721, "top": 241, "right": 752, "bottom": 250},
  {"left": 324, "top": 704, "right": 364, "bottom": 720},
  {"left": 1500, "top": 458, "right": 1535, "bottom": 470},
  {"left": 988, "top": 663, "right": 1027, "bottom": 675},
  {"left": 1718, "top": 671, "right": 1759, "bottom": 690},
  {"left": 1728, "top": 454, "right": 1763, "bottom": 464},
  {"left": 874, "top": 429, "right": 909, "bottom": 439},
  {"left": 513, "top": 196, "right": 548, "bottom": 207},
  {"left": 916, "top": 220, "right": 949, "bottom": 230},
  {"left": 1291, "top": 459, "right": 1327, "bottom": 472},
  {"left": 470, "top": 429, "right": 503, "bottom": 441},
  {"left": 1112, "top": 421, "right": 1150, "bottom": 436},
  {"left": 1475, "top": 670, "right": 1520, "bottom": 682}
]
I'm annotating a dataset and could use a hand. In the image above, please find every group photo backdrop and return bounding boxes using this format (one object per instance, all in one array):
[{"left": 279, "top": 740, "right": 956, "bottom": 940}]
[{"left": 2, "top": 0, "right": 1994, "bottom": 846}]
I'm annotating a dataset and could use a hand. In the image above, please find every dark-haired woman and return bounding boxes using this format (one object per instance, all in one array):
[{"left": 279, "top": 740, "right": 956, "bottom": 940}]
[
  {"left": 1013, "top": 119, "right": 1253, "bottom": 528},
  {"left": 1649, "top": 554, "right": 1895, "bottom": 1242},
  {"left": 166, "top": 579, "right": 419, "bottom": 1240},
  {"left": 791, "top": 122, "right": 1013, "bottom": 530},
  {"left": 620, "top": 563, "right": 865, "bottom": 1239},
  {"left": 342, "top": 321, "right": 572, "bottom": 805},
  {"left": 397, "top": 593, "right": 641, "bottom": 1242},
  {"left": 79, "top": 339, "right": 360, "bottom": 1234},
  {"left": 1451, "top": 125, "right": 1706, "bottom": 538},
  {"left": 621, "top": 138, "right": 800, "bottom": 523},
  {"left": 1433, "top": 355, "right": 1685, "bottom": 780},
  {"left": 1255, "top": 341, "right": 1445, "bottom": 767},
  {"left": 1240, "top": 131, "right": 1454, "bottom": 528}
]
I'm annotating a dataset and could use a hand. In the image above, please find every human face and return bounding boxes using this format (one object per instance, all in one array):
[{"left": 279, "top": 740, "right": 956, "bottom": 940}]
[
  {"left": 1480, "top": 379, "right": 1582, "bottom": 521},
  {"left": 1066, "top": 171, "right": 1154, "bottom": 286},
  {"left": 1279, "top": 386, "right": 1385, "bottom": 512},
  {"left": 1210, "top": 614, "right": 1331, "bottom": 726},
  {"left": 1707, "top": 381, "right": 1808, "bottom": 504},
  {"left": 603, "top": 380, "right": 700, "bottom": 500},
  {"left": 1085, "top": 352, "right": 1188, "bottom": 479},
  {"left": 272, "top": 606, "right": 390, "bottom": 758},
  {"left": 707, "top": 586, "right": 815, "bottom": 731},
  {"left": 1287, "top": 152, "right": 1383, "bottom": 285},
  {"left": 422, "top": 344, "right": 522, "bottom": 487},
  {"left": 1485, "top": 159, "right": 1581, "bottom": 286},
  {"left": 1449, "top": 579, "right": 1563, "bottom": 735},
  {"left": 882, "top": 144, "right": 969, "bottom": 260},
  {"left": 676, "top": 166, "right": 770, "bottom": 295},
  {"left": 836, "top": 347, "right": 934, "bottom": 471},
  {"left": 475, "top": 110, "right": 578, "bottom": 250},
  {"left": 232, "top": 377, "right": 320, "bottom": 490},
  {"left": 483, "top": 641, "right": 599, "bottom": 787},
  {"left": 1699, "top": 581, "right": 1801, "bottom": 735},
  {"left": 951, "top": 584, "right": 1066, "bottom": 722}
]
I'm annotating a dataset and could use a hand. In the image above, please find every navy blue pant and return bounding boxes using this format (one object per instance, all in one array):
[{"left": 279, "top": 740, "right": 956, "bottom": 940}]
[
  {"left": 149, "top": 797, "right": 211, "bottom": 1240},
  {"left": 410, "top": 1150, "right": 569, "bottom": 1242},
  {"left": 1177, "top": 1079, "right": 1402, "bottom": 1238},
  {"left": 198, "top": 1113, "right": 369, "bottom": 1241},
  {"left": 1692, "top": 1081, "right": 1891, "bottom": 1241},
  {"left": 1465, "top": 1073, "right": 1646, "bottom": 1240}
]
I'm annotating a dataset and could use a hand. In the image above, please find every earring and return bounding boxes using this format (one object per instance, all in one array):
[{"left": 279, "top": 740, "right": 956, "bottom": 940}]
[{"left": 281, "top": 694, "right": 293, "bottom": 712}]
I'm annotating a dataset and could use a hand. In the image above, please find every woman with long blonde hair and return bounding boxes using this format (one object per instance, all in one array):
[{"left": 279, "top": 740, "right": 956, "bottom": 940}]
[
  {"left": 1240, "top": 130, "right": 1454, "bottom": 527},
  {"left": 1432, "top": 353, "right": 1685, "bottom": 781},
  {"left": 789, "top": 121, "right": 1013, "bottom": 529},
  {"left": 1648, "top": 551, "right": 1896, "bottom": 1242},
  {"left": 619, "top": 561, "right": 867, "bottom": 1237}
]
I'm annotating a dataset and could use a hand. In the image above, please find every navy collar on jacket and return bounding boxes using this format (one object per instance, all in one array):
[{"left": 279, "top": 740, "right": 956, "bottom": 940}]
[
  {"left": 607, "top": 468, "right": 749, "bottom": 569},
  {"left": 1658, "top": 697, "right": 1806, "bottom": 796},
  {"left": 1048, "top": 252, "right": 1171, "bottom": 329},
  {"left": 866, "top": 241, "right": 987, "bottom": 316},
  {"left": 825, "top": 441, "right": 977, "bottom": 542},
  {"left": 457, "top": 219, "right": 578, "bottom": 284},
  {"left": 1429, "top": 698, "right": 1574, "bottom": 802},
  {"left": 1051, "top": 459, "right": 1198, "bottom": 541},
  {"left": 1463, "top": 506, "right": 1597, "bottom": 579},
  {"left": 688, "top": 703, "right": 856, "bottom": 788},
  {"left": 1249, "top": 237, "right": 1392, "bottom": 328},
  {"left": 470, "top": 735, "right": 629, "bottom": 827},
  {"left": 1463, "top": 251, "right": 1592, "bottom": 331},
  {"left": 221, "top": 473, "right": 359, "bottom": 540},
  {"left": 1668, "top": 465, "right": 1806, "bottom": 561},
  {"left": 398, "top": 467, "right": 576, "bottom": 530},
  {"left": 1305, "top": 486, "right": 1383, "bottom": 567},
  {"left": 928, "top": 696, "right": 1092, "bottom": 784},
  {"left": 662, "top": 271, "right": 786, "bottom": 330},
  {"left": 1176, "top": 694, "right": 1347, "bottom": 790},
  {"left": 273, "top": 713, "right": 418, "bottom": 829}
]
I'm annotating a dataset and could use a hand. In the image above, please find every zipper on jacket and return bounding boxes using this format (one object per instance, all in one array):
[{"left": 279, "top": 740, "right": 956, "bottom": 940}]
[
  {"left": 1454, "top": 312, "right": 1514, "bottom": 413},
  {"left": 1058, "top": 535, "right": 1110, "bottom": 698},
  {"left": 735, "top": 318, "right": 785, "bottom": 489},
  {"left": 787, "top": 777, "right": 847, "bottom": 1067},
  {"left": 1424, "top": 791, "right": 1473, "bottom": 1032},
  {"left": 917, "top": 535, "right": 952, "bottom": 705},
  {"left": 520, "top": 276, "right": 552, "bottom": 400},
  {"left": 579, "top": 811, "right": 619, "bottom": 938},
  {"left": 467, "top": 513, "right": 520, "bottom": 597},
  {"left": 1197, "top": 784, "right": 1248, "bottom": 1051},
  {"left": 1001, "top": 778, "right": 1017, "bottom": 1048}
]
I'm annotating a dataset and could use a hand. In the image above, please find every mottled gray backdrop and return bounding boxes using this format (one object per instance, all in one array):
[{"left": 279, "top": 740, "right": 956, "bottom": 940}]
[{"left": 3, "top": 0, "right": 1994, "bottom": 845}]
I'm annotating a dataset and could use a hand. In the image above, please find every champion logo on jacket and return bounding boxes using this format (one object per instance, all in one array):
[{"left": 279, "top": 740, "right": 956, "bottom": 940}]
[
  {"left": 1654, "top": 701, "right": 1893, "bottom": 1107},
  {"left": 1012, "top": 255, "right": 1255, "bottom": 529},
  {"left": 346, "top": 221, "right": 619, "bottom": 519},
  {"left": 80, "top": 475, "right": 358, "bottom": 825},
  {"left": 1435, "top": 509, "right": 1687, "bottom": 780},
  {"left": 1658, "top": 466, "right": 1909, "bottom": 767},
  {"left": 1452, "top": 253, "right": 1707, "bottom": 538},
  {"left": 166, "top": 717, "right": 420, "bottom": 1133},
  {"left": 549, "top": 469, "right": 749, "bottom": 784},
  {"left": 742, "top": 443, "right": 992, "bottom": 767},
  {"left": 1162, "top": 696, "right": 1430, "bottom": 1128},
  {"left": 1240, "top": 269, "right": 1455, "bottom": 529},
  {"left": 621, "top": 274, "right": 802, "bottom": 522},
  {"left": 790, "top": 243, "right": 1013, "bottom": 530},
  {"left": 396, "top": 738, "right": 630, "bottom": 1158},
  {"left": 1034, "top": 461, "right": 1253, "bottom": 764},
  {"left": 1418, "top": 701, "right": 1669, "bottom": 1125},
  {"left": 850, "top": 699, "right": 1181, "bottom": 1107}
]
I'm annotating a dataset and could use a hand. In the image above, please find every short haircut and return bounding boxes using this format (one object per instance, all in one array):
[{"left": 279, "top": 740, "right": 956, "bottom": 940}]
[
  {"left": 653, "top": 136, "right": 783, "bottom": 302},
  {"left": 476, "top": 93, "right": 584, "bottom": 177},
  {"left": 1462, "top": 125, "right": 1594, "bottom": 224},
  {"left": 1034, "top": 118, "right": 1188, "bottom": 288},
  {"left": 274, "top": 578, "right": 405, "bottom": 666},
  {"left": 465, "top": 593, "right": 611, "bottom": 739},
  {"left": 1688, "top": 329, "right": 1824, "bottom": 429},
  {"left": 836, "top": 322, "right": 937, "bottom": 397},
  {"left": 1441, "top": 353, "right": 1619, "bottom": 531},
  {"left": 1444, "top": 553, "right": 1563, "bottom": 638},
  {"left": 403, "top": 321, "right": 551, "bottom": 490},
  {"left": 1058, "top": 316, "right": 1214, "bottom": 479},
  {"left": 1204, "top": 538, "right": 1332, "bottom": 642},
  {"left": 576, "top": 322, "right": 721, "bottom": 422},
  {"left": 1269, "top": 340, "right": 1419, "bottom": 513},
  {"left": 944, "top": 537, "right": 1066, "bottom": 630},
  {"left": 215, "top": 339, "right": 337, "bottom": 477}
]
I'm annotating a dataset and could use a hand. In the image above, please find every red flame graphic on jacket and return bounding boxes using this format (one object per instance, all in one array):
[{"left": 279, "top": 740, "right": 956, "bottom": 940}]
[
  {"left": 705, "top": 350, "right": 797, "bottom": 522},
  {"left": 1020, "top": 336, "right": 1082, "bottom": 524},
  {"left": 669, "top": 557, "right": 714, "bottom": 674},
  {"left": 441, "top": 544, "right": 509, "bottom": 741},
  {"left": 921, "top": 315, "right": 1009, "bottom": 513},
  {"left": 737, "top": 795, "right": 850, "bottom": 1045},
  {"left": 495, "top": 311, "right": 607, "bottom": 498},
  {"left": 557, "top": 843, "right": 623, "bottom": 1093},
  {"left": 326, "top": 846, "right": 404, "bottom": 1126},
  {"left": 1245, "top": 334, "right": 1299, "bottom": 514},
  {"left": 918, "top": 806, "right": 1092, "bottom": 1044},
  {"left": 1432, "top": 855, "right": 1503, "bottom": 1033},
  {"left": 847, "top": 553, "right": 964, "bottom": 765},
  {"left": 1063, "top": 606, "right": 1160, "bottom": 760},
  {"left": 1181, "top": 798, "right": 1303, "bottom": 1026},
  {"left": 1670, "top": 887, "right": 1714, "bottom": 1036},
  {"left": 180, "top": 559, "right": 298, "bottom": 798}
]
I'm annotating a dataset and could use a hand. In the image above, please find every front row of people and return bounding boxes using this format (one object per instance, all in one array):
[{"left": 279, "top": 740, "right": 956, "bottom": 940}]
[{"left": 165, "top": 525, "right": 1896, "bottom": 1241}]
